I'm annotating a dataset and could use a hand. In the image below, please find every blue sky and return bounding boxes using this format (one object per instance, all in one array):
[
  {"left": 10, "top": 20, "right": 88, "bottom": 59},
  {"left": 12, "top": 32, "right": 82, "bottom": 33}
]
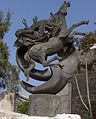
[{"left": 0, "top": 0, "right": 96, "bottom": 84}]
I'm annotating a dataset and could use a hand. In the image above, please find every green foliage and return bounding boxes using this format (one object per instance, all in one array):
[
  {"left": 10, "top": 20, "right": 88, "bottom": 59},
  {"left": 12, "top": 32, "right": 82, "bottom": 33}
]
[
  {"left": 0, "top": 39, "right": 9, "bottom": 77},
  {"left": 0, "top": 10, "right": 11, "bottom": 39},
  {"left": 16, "top": 101, "right": 29, "bottom": 114},
  {"left": 0, "top": 10, "right": 11, "bottom": 77},
  {"left": 75, "top": 32, "right": 96, "bottom": 72},
  {"left": 5, "top": 63, "right": 20, "bottom": 92},
  {"left": 78, "top": 32, "right": 96, "bottom": 52},
  {"left": 0, "top": 10, "right": 20, "bottom": 92}
]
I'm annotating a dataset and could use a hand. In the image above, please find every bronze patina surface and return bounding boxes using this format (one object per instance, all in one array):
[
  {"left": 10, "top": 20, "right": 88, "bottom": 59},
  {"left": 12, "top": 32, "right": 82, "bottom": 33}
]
[{"left": 14, "top": 1, "right": 89, "bottom": 94}]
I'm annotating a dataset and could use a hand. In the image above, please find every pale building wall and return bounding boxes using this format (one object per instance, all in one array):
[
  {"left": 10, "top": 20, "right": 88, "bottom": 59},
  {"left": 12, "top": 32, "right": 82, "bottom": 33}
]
[{"left": 0, "top": 93, "right": 14, "bottom": 112}]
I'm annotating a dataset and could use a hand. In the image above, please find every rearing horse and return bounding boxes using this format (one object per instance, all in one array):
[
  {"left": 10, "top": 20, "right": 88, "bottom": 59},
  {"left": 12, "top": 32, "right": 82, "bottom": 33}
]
[
  {"left": 15, "top": 1, "right": 89, "bottom": 79},
  {"left": 15, "top": 1, "right": 71, "bottom": 78}
]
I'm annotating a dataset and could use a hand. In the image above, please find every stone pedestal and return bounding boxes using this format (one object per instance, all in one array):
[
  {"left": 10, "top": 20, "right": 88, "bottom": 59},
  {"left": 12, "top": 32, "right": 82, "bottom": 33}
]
[{"left": 28, "top": 94, "right": 60, "bottom": 117}]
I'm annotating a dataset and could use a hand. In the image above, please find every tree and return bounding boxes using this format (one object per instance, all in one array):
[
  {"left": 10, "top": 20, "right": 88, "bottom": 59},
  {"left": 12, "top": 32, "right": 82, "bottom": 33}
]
[
  {"left": 0, "top": 10, "right": 11, "bottom": 39},
  {"left": 0, "top": 10, "right": 20, "bottom": 92}
]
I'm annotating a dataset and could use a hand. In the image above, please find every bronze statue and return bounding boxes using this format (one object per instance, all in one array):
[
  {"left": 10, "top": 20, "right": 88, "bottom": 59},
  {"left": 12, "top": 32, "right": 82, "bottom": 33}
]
[{"left": 14, "top": 1, "right": 89, "bottom": 94}]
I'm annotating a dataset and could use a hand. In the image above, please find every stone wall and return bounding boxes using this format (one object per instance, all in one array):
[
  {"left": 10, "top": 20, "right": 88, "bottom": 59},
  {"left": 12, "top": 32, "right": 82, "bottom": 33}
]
[
  {"left": 71, "top": 49, "right": 96, "bottom": 119},
  {"left": 71, "top": 69, "right": 96, "bottom": 119}
]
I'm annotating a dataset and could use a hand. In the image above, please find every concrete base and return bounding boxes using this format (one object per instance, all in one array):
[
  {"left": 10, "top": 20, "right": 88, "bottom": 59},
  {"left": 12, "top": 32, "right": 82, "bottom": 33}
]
[{"left": 28, "top": 94, "right": 60, "bottom": 117}]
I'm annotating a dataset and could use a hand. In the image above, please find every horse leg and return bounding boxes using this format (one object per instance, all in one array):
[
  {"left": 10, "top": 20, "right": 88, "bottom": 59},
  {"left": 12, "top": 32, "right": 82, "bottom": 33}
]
[
  {"left": 29, "top": 44, "right": 48, "bottom": 68},
  {"left": 70, "top": 31, "right": 89, "bottom": 37},
  {"left": 42, "top": 55, "right": 62, "bottom": 67},
  {"left": 37, "top": 49, "right": 48, "bottom": 67},
  {"left": 28, "top": 44, "right": 62, "bottom": 67},
  {"left": 31, "top": 47, "right": 61, "bottom": 67},
  {"left": 59, "top": 20, "right": 89, "bottom": 38},
  {"left": 24, "top": 51, "right": 35, "bottom": 81}
]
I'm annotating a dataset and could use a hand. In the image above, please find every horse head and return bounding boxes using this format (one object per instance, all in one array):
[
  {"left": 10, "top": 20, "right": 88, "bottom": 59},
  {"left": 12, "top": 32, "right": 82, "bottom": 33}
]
[{"left": 59, "top": 1, "right": 71, "bottom": 15}]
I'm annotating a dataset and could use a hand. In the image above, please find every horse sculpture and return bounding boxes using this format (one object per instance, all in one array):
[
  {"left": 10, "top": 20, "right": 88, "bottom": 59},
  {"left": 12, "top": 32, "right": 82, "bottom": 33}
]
[{"left": 14, "top": 1, "right": 89, "bottom": 94}]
